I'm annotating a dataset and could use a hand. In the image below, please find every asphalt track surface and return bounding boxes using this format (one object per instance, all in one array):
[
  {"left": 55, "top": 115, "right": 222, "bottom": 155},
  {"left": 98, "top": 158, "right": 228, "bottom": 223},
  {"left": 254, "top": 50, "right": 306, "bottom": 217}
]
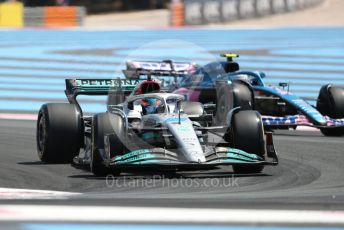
[{"left": 1, "top": 118, "right": 344, "bottom": 210}]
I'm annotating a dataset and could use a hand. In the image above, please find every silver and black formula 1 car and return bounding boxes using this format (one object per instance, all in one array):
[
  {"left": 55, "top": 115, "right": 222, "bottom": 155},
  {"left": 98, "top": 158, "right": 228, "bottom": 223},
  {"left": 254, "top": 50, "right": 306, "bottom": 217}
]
[{"left": 36, "top": 78, "right": 278, "bottom": 176}]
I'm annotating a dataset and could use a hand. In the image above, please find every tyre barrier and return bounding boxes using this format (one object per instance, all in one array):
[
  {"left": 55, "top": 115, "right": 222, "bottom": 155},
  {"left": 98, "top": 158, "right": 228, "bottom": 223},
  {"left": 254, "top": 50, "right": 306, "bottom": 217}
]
[
  {"left": 171, "top": 0, "right": 324, "bottom": 26},
  {"left": 44, "top": 7, "right": 85, "bottom": 27},
  {"left": 171, "top": 1, "right": 185, "bottom": 27},
  {"left": 0, "top": 3, "right": 85, "bottom": 28}
]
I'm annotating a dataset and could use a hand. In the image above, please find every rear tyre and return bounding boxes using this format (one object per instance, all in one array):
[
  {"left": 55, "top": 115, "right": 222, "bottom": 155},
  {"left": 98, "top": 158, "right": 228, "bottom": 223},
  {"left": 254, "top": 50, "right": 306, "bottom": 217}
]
[
  {"left": 230, "top": 110, "right": 265, "bottom": 174},
  {"left": 91, "top": 113, "right": 125, "bottom": 176},
  {"left": 317, "top": 84, "right": 344, "bottom": 136},
  {"left": 36, "top": 103, "right": 82, "bottom": 163},
  {"left": 320, "top": 128, "right": 344, "bottom": 137}
]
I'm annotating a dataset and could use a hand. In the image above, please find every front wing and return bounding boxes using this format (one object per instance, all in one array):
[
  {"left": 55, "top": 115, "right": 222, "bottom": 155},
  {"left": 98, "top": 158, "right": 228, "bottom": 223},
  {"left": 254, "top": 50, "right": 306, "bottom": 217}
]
[{"left": 108, "top": 147, "right": 278, "bottom": 170}]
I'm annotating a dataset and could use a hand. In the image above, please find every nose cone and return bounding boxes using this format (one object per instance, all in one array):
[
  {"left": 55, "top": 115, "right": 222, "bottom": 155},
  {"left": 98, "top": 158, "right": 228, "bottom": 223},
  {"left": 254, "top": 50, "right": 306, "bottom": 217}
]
[
  {"left": 290, "top": 98, "right": 327, "bottom": 126},
  {"left": 312, "top": 113, "right": 327, "bottom": 126},
  {"left": 164, "top": 116, "right": 205, "bottom": 163}
]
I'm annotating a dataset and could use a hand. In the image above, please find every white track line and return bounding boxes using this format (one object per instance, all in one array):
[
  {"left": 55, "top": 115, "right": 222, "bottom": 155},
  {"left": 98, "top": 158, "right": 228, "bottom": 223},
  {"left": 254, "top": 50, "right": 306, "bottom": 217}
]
[
  {"left": 0, "top": 113, "right": 37, "bottom": 120},
  {"left": 296, "top": 126, "right": 319, "bottom": 132},
  {"left": 0, "top": 205, "right": 344, "bottom": 225},
  {"left": 0, "top": 188, "right": 80, "bottom": 200}
]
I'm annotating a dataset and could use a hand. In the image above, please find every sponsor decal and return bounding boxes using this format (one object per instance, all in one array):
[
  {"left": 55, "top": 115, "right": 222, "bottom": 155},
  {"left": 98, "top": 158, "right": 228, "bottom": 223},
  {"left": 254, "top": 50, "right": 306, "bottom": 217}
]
[
  {"left": 262, "top": 115, "right": 305, "bottom": 125},
  {"left": 76, "top": 79, "right": 141, "bottom": 87}
]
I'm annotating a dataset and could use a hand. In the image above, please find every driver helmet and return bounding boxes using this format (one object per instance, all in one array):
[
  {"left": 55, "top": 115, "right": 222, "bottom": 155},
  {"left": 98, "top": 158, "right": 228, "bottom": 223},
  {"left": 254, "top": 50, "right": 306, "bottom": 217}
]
[{"left": 141, "top": 98, "right": 162, "bottom": 115}]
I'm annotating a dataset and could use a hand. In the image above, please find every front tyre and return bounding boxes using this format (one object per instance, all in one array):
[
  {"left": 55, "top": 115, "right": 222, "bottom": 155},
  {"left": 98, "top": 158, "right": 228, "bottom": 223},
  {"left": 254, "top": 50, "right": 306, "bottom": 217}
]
[
  {"left": 317, "top": 84, "right": 344, "bottom": 136},
  {"left": 91, "top": 113, "right": 125, "bottom": 177},
  {"left": 214, "top": 80, "right": 254, "bottom": 125},
  {"left": 230, "top": 110, "right": 265, "bottom": 174},
  {"left": 36, "top": 103, "right": 82, "bottom": 163}
]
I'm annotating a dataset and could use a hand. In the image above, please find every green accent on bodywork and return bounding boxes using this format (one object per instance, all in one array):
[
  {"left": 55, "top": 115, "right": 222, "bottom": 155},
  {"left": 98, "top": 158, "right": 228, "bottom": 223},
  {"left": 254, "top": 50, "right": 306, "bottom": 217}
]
[
  {"left": 140, "top": 132, "right": 160, "bottom": 140},
  {"left": 112, "top": 149, "right": 180, "bottom": 165},
  {"left": 114, "top": 154, "right": 179, "bottom": 165},
  {"left": 207, "top": 148, "right": 262, "bottom": 164},
  {"left": 115, "top": 153, "right": 154, "bottom": 164},
  {"left": 111, "top": 148, "right": 263, "bottom": 166},
  {"left": 113, "top": 149, "right": 151, "bottom": 162},
  {"left": 226, "top": 148, "right": 261, "bottom": 161}
]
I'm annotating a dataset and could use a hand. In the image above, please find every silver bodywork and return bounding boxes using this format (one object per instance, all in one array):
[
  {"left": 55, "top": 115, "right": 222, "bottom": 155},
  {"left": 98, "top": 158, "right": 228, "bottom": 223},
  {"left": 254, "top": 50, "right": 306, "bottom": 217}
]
[{"left": 115, "top": 93, "right": 206, "bottom": 163}]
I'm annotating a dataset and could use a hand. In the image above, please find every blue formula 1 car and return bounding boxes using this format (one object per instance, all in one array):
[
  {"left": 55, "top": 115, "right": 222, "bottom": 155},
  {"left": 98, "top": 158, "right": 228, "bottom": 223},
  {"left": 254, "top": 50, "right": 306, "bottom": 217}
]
[{"left": 180, "top": 54, "right": 344, "bottom": 137}]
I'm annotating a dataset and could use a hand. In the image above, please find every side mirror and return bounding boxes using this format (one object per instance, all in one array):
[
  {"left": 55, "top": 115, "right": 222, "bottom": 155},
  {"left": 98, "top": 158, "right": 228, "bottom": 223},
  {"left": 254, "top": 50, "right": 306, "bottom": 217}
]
[{"left": 279, "top": 82, "right": 290, "bottom": 90}]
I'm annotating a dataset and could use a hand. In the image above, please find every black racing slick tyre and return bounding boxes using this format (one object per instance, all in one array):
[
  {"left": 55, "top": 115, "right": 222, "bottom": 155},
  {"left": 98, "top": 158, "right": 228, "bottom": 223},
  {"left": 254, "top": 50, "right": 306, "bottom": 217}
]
[
  {"left": 214, "top": 85, "right": 231, "bottom": 125},
  {"left": 317, "top": 84, "right": 344, "bottom": 136},
  {"left": 214, "top": 80, "right": 254, "bottom": 125},
  {"left": 230, "top": 110, "right": 265, "bottom": 174},
  {"left": 36, "top": 103, "right": 82, "bottom": 163},
  {"left": 91, "top": 113, "right": 125, "bottom": 177}
]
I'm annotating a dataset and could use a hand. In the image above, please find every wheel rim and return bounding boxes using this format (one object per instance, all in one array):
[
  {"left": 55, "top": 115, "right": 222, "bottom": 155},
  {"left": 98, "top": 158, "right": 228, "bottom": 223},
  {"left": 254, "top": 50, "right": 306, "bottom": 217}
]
[
  {"left": 219, "top": 99, "right": 226, "bottom": 114},
  {"left": 37, "top": 114, "right": 47, "bottom": 156},
  {"left": 217, "top": 95, "right": 227, "bottom": 123}
]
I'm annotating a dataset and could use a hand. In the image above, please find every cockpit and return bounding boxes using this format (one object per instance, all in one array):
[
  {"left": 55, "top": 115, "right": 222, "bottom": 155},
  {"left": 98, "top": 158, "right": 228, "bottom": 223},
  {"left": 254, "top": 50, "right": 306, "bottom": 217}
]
[{"left": 128, "top": 94, "right": 184, "bottom": 116}]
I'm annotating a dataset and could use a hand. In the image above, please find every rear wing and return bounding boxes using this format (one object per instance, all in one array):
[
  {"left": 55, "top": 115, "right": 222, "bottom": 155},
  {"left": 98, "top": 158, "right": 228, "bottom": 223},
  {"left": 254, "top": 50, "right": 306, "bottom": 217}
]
[
  {"left": 65, "top": 79, "right": 141, "bottom": 96},
  {"left": 65, "top": 78, "right": 142, "bottom": 114},
  {"left": 124, "top": 60, "right": 197, "bottom": 79}
]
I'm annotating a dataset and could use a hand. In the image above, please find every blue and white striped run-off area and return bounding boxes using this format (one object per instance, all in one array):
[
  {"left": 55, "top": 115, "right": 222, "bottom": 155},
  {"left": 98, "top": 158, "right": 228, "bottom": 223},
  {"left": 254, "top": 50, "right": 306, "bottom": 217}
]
[{"left": 0, "top": 28, "right": 343, "bottom": 113}]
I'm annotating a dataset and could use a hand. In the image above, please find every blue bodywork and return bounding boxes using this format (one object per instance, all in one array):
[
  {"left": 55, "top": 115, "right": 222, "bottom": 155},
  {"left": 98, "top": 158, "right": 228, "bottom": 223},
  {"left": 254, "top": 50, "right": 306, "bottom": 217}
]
[
  {"left": 223, "top": 71, "right": 328, "bottom": 126},
  {"left": 182, "top": 61, "right": 343, "bottom": 128}
]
